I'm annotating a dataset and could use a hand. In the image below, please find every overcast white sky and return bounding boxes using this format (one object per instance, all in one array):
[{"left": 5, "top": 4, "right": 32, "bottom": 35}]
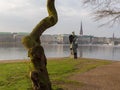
[{"left": 0, "top": 0, "right": 119, "bottom": 37}]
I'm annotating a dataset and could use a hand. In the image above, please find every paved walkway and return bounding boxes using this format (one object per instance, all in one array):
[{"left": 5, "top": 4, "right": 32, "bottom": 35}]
[{"left": 70, "top": 61, "right": 120, "bottom": 90}]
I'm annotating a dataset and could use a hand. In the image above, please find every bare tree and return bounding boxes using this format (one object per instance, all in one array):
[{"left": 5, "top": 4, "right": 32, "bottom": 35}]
[
  {"left": 22, "top": 0, "right": 58, "bottom": 90},
  {"left": 83, "top": 0, "right": 120, "bottom": 26}
]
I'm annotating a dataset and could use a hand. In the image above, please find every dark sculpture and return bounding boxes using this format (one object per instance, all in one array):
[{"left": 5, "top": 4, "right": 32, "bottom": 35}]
[
  {"left": 22, "top": 0, "right": 58, "bottom": 90},
  {"left": 69, "top": 32, "right": 78, "bottom": 59}
]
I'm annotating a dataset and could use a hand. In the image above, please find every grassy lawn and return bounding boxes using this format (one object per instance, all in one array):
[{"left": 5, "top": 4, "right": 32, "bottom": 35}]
[{"left": 0, "top": 58, "right": 111, "bottom": 90}]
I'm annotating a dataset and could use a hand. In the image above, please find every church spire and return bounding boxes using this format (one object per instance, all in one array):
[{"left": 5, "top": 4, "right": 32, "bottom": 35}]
[
  {"left": 113, "top": 33, "right": 114, "bottom": 41},
  {"left": 80, "top": 21, "right": 83, "bottom": 36}
]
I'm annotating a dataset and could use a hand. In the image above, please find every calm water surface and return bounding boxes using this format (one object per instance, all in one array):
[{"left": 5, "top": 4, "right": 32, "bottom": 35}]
[{"left": 0, "top": 44, "right": 120, "bottom": 61}]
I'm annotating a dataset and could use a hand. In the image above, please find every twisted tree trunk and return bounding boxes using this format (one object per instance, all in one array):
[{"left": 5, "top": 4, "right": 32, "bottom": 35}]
[{"left": 22, "top": 0, "right": 58, "bottom": 90}]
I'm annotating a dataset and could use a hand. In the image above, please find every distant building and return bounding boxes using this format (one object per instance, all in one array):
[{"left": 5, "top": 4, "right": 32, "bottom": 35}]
[
  {"left": 79, "top": 21, "right": 83, "bottom": 44},
  {"left": 108, "top": 33, "right": 120, "bottom": 45},
  {"left": 0, "top": 32, "right": 13, "bottom": 42},
  {"left": 80, "top": 22, "right": 83, "bottom": 36},
  {"left": 41, "top": 35, "right": 53, "bottom": 44},
  {"left": 78, "top": 35, "right": 94, "bottom": 44},
  {"left": 57, "top": 34, "right": 63, "bottom": 44},
  {"left": 0, "top": 31, "right": 120, "bottom": 45},
  {"left": 111, "top": 33, "right": 115, "bottom": 45},
  {"left": 41, "top": 34, "right": 58, "bottom": 44},
  {"left": 57, "top": 34, "right": 70, "bottom": 44}
]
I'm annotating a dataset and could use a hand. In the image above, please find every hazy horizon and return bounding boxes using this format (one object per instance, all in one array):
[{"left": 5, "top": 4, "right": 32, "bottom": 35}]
[{"left": 0, "top": 0, "right": 120, "bottom": 37}]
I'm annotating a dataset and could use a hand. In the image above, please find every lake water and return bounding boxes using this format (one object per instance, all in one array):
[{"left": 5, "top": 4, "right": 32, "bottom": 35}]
[{"left": 0, "top": 44, "right": 120, "bottom": 61}]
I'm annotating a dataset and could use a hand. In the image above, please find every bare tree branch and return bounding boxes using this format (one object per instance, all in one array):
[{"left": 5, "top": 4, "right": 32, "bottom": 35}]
[{"left": 83, "top": 0, "right": 120, "bottom": 26}]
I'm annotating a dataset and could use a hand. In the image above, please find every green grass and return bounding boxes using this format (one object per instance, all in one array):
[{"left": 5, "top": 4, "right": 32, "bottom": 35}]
[{"left": 0, "top": 58, "right": 111, "bottom": 90}]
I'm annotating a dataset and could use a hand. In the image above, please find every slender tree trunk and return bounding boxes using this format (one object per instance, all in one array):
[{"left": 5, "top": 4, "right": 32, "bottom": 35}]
[{"left": 22, "top": 0, "right": 58, "bottom": 90}]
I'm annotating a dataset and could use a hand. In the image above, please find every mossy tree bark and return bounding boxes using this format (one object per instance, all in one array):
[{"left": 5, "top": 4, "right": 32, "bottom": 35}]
[{"left": 22, "top": 0, "right": 58, "bottom": 90}]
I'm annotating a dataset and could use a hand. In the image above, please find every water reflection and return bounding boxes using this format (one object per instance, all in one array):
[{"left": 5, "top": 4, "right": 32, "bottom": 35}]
[
  {"left": 0, "top": 46, "right": 27, "bottom": 60},
  {"left": 78, "top": 46, "right": 83, "bottom": 58},
  {"left": 77, "top": 45, "right": 120, "bottom": 61},
  {"left": 0, "top": 44, "right": 120, "bottom": 61}
]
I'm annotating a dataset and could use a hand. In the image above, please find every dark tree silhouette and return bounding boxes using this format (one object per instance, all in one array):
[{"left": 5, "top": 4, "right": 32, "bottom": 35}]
[
  {"left": 22, "top": 0, "right": 58, "bottom": 90},
  {"left": 83, "top": 0, "right": 120, "bottom": 26}
]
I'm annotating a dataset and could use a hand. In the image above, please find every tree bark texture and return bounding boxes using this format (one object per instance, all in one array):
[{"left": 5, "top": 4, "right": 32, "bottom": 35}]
[{"left": 22, "top": 0, "right": 58, "bottom": 90}]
